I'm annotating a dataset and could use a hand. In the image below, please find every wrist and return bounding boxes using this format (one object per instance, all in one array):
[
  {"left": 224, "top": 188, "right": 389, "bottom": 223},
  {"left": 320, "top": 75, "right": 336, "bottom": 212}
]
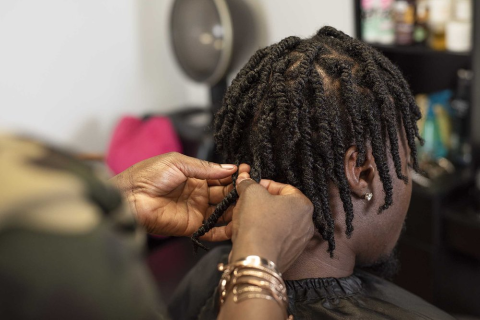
[
  {"left": 217, "top": 253, "right": 290, "bottom": 320},
  {"left": 231, "top": 235, "right": 281, "bottom": 266},
  {"left": 109, "top": 170, "right": 139, "bottom": 220},
  {"left": 110, "top": 170, "right": 130, "bottom": 192},
  {"left": 108, "top": 172, "right": 128, "bottom": 193}
]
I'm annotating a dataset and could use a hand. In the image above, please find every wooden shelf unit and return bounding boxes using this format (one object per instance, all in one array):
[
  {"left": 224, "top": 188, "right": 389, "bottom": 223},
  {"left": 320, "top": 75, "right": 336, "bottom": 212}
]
[{"left": 354, "top": 1, "right": 480, "bottom": 317}]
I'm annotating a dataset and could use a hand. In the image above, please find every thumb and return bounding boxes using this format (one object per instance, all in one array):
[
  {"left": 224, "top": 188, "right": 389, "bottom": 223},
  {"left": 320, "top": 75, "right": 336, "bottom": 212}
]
[
  {"left": 174, "top": 154, "right": 237, "bottom": 179},
  {"left": 236, "top": 177, "right": 259, "bottom": 196}
]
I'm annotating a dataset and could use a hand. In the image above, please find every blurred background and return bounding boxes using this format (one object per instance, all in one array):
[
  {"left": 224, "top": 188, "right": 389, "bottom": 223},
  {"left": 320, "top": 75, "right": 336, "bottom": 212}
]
[
  {"left": 1, "top": 0, "right": 479, "bottom": 318},
  {"left": 0, "top": 0, "right": 352, "bottom": 153}
]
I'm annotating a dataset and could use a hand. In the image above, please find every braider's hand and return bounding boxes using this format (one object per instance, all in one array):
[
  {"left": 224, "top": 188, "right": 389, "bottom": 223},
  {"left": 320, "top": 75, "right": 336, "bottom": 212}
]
[
  {"left": 226, "top": 166, "right": 315, "bottom": 273},
  {"left": 110, "top": 152, "right": 236, "bottom": 238}
]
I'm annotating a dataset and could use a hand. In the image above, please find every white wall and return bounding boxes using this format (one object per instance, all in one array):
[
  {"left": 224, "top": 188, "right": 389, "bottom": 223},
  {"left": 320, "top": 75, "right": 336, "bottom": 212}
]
[
  {"left": 247, "top": 0, "right": 354, "bottom": 44},
  {"left": 0, "top": 0, "right": 353, "bottom": 153}
]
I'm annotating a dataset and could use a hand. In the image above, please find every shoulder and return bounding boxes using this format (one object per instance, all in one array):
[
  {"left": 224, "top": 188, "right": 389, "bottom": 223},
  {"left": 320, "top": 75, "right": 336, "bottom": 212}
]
[
  {"left": 356, "top": 269, "right": 456, "bottom": 320},
  {"left": 284, "top": 269, "right": 455, "bottom": 320}
]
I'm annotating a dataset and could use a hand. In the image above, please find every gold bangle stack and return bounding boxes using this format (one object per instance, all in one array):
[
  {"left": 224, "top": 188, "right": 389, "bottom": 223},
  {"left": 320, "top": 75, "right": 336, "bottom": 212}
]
[{"left": 217, "top": 255, "right": 293, "bottom": 320}]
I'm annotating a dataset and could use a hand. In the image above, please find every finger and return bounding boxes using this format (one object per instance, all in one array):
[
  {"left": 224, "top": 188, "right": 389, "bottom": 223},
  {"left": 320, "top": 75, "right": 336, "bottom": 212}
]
[
  {"left": 205, "top": 205, "right": 216, "bottom": 219},
  {"left": 258, "top": 179, "right": 302, "bottom": 196},
  {"left": 199, "top": 225, "right": 232, "bottom": 242},
  {"left": 236, "top": 172, "right": 251, "bottom": 185},
  {"left": 173, "top": 153, "right": 237, "bottom": 180},
  {"left": 236, "top": 177, "right": 261, "bottom": 196},
  {"left": 207, "top": 176, "right": 233, "bottom": 186},
  {"left": 205, "top": 205, "right": 234, "bottom": 223},
  {"left": 222, "top": 206, "right": 234, "bottom": 223},
  {"left": 208, "top": 184, "right": 234, "bottom": 204},
  {"left": 208, "top": 164, "right": 249, "bottom": 186},
  {"left": 238, "top": 163, "right": 251, "bottom": 174}
]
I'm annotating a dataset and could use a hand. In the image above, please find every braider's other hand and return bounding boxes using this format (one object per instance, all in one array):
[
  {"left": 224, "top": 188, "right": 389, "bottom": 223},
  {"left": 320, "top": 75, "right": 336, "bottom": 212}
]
[
  {"left": 110, "top": 152, "right": 237, "bottom": 237},
  {"left": 228, "top": 169, "right": 315, "bottom": 273}
]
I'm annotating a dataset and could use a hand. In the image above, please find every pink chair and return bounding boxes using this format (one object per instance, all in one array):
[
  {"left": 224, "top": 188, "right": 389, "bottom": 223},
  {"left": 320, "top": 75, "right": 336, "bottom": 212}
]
[{"left": 106, "top": 115, "right": 182, "bottom": 175}]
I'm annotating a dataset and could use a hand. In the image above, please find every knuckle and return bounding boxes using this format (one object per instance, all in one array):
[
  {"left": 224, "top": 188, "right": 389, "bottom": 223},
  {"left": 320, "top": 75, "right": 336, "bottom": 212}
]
[
  {"left": 205, "top": 161, "right": 216, "bottom": 168},
  {"left": 197, "top": 159, "right": 216, "bottom": 171},
  {"left": 161, "top": 152, "right": 183, "bottom": 167},
  {"left": 163, "top": 152, "right": 181, "bottom": 159},
  {"left": 242, "top": 183, "right": 260, "bottom": 195},
  {"left": 200, "top": 158, "right": 213, "bottom": 167},
  {"left": 304, "top": 200, "right": 314, "bottom": 214},
  {"left": 293, "top": 194, "right": 314, "bottom": 212}
]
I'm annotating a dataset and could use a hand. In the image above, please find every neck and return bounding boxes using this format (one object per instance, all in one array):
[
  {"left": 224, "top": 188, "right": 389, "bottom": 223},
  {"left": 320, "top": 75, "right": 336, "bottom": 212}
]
[{"left": 282, "top": 235, "right": 356, "bottom": 280}]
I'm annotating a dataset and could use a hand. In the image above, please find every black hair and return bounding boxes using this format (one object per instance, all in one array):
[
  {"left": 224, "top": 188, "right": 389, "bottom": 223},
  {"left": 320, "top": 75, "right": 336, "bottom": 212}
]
[{"left": 191, "top": 26, "right": 423, "bottom": 256}]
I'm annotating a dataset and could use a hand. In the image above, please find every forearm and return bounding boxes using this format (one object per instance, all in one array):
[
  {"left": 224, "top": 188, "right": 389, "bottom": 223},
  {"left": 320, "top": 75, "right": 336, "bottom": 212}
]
[
  {"left": 218, "top": 295, "right": 286, "bottom": 320},
  {"left": 217, "top": 238, "right": 290, "bottom": 320}
]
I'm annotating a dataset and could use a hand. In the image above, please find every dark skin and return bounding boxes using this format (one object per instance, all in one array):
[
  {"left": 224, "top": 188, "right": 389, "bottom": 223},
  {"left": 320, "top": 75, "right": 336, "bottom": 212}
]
[
  {"left": 111, "top": 154, "right": 314, "bottom": 320},
  {"left": 283, "top": 130, "right": 412, "bottom": 280},
  {"left": 219, "top": 173, "right": 314, "bottom": 320},
  {"left": 111, "top": 152, "right": 236, "bottom": 239}
]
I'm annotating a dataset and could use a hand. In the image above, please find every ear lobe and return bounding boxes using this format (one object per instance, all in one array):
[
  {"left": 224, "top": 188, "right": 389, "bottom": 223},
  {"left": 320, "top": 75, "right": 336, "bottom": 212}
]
[{"left": 344, "top": 146, "right": 376, "bottom": 198}]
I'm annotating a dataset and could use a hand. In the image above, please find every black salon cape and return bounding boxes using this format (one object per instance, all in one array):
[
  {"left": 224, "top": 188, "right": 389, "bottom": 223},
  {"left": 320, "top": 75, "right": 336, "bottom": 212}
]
[{"left": 169, "top": 246, "right": 454, "bottom": 320}]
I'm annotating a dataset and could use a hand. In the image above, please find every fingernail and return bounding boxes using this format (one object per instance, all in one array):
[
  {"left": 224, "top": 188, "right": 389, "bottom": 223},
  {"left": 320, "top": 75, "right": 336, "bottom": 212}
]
[
  {"left": 237, "top": 176, "right": 252, "bottom": 184},
  {"left": 220, "top": 164, "right": 236, "bottom": 170}
]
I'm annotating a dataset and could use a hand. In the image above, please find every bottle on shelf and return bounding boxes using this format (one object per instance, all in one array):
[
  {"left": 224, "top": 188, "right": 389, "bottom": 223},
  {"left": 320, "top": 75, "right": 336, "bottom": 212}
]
[
  {"left": 378, "top": 0, "right": 395, "bottom": 44},
  {"left": 421, "top": 103, "right": 447, "bottom": 161},
  {"left": 417, "top": 90, "right": 452, "bottom": 162},
  {"left": 414, "top": 0, "right": 430, "bottom": 46},
  {"left": 446, "top": 0, "right": 472, "bottom": 52},
  {"left": 394, "top": 0, "right": 415, "bottom": 45},
  {"left": 450, "top": 69, "right": 473, "bottom": 166},
  {"left": 362, "top": 0, "right": 379, "bottom": 43},
  {"left": 428, "top": 0, "right": 452, "bottom": 50},
  {"left": 362, "top": 0, "right": 395, "bottom": 44}
]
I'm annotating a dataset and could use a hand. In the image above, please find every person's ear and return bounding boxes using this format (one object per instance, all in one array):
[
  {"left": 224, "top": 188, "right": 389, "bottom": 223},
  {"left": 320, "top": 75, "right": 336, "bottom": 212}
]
[{"left": 344, "top": 146, "right": 376, "bottom": 198}]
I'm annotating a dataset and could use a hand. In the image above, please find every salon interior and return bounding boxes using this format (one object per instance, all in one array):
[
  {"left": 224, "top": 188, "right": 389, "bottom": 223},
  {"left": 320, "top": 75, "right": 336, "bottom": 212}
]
[{"left": 1, "top": 0, "right": 479, "bottom": 319}]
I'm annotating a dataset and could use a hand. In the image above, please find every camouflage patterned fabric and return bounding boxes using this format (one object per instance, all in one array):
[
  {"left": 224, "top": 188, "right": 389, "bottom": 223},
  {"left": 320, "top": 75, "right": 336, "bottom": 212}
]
[{"left": 0, "top": 135, "right": 168, "bottom": 319}]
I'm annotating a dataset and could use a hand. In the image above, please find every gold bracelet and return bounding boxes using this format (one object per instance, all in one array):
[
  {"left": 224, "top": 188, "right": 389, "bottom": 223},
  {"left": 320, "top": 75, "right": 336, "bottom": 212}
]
[
  {"left": 233, "top": 266, "right": 285, "bottom": 286},
  {"left": 217, "top": 255, "right": 293, "bottom": 320},
  {"left": 232, "top": 255, "right": 279, "bottom": 272},
  {"left": 233, "top": 278, "right": 287, "bottom": 305}
]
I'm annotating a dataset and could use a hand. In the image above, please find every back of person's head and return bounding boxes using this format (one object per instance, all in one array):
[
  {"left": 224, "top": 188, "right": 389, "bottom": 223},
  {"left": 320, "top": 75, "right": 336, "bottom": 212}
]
[{"left": 192, "top": 26, "right": 422, "bottom": 257}]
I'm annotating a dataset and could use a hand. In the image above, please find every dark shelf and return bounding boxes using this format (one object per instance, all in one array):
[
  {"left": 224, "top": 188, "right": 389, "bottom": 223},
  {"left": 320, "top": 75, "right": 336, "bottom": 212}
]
[
  {"left": 369, "top": 43, "right": 471, "bottom": 58},
  {"left": 370, "top": 46, "right": 472, "bottom": 94},
  {"left": 412, "top": 167, "right": 475, "bottom": 197},
  {"left": 354, "top": 0, "right": 480, "bottom": 315},
  {"left": 370, "top": 43, "right": 471, "bottom": 57}
]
